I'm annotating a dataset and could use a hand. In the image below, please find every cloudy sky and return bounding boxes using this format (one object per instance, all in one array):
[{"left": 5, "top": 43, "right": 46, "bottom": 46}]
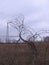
[{"left": 0, "top": 0, "right": 49, "bottom": 35}]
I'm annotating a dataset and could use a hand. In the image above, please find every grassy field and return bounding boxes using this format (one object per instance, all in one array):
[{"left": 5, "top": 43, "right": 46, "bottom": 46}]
[{"left": 0, "top": 42, "right": 49, "bottom": 65}]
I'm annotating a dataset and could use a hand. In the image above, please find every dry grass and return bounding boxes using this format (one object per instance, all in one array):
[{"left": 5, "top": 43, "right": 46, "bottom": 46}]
[
  {"left": 0, "top": 43, "right": 33, "bottom": 65},
  {"left": 0, "top": 42, "right": 49, "bottom": 65}
]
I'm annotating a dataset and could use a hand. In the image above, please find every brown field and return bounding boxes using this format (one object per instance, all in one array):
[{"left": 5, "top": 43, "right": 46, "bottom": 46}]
[{"left": 0, "top": 42, "right": 49, "bottom": 65}]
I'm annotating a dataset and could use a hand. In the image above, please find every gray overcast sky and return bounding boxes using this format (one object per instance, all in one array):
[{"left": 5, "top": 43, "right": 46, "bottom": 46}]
[{"left": 0, "top": 0, "right": 49, "bottom": 35}]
